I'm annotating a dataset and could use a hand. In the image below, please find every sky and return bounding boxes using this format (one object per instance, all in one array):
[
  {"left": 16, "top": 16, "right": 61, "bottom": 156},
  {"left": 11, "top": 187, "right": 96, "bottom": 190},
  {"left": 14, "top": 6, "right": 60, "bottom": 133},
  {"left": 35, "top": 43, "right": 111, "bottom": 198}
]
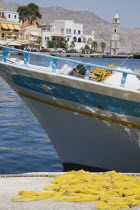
[{"left": 4, "top": 0, "right": 140, "bottom": 29}]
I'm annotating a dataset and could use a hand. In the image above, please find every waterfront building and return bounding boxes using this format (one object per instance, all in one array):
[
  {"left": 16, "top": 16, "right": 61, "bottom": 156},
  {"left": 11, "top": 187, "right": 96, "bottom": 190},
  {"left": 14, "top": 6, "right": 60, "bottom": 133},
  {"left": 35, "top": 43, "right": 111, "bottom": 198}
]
[
  {"left": 0, "top": 7, "right": 19, "bottom": 23},
  {"left": 21, "top": 25, "right": 41, "bottom": 51},
  {"left": 0, "top": 7, "right": 21, "bottom": 46},
  {"left": 110, "top": 13, "right": 120, "bottom": 56},
  {"left": 0, "top": 18, "right": 20, "bottom": 42},
  {"left": 39, "top": 24, "right": 54, "bottom": 47},
  {"left": 40, "top": 20, "right": 95, "bottom": 50},
  {"left": 0, "top": 21, "right": 21, "bottom": 46},
  {"left": 22, "top": 25, "right": 41, "bottom": 42}
]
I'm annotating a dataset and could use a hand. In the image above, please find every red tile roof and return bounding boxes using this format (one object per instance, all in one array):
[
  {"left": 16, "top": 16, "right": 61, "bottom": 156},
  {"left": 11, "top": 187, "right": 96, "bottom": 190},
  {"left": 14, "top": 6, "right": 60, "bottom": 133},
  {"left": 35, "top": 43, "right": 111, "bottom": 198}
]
[
  {"left": 20, "top": 19, "right": 44, "bottom": 29},
  {"left": 0, "top": 18, "right": 10, "bottom": 22}
]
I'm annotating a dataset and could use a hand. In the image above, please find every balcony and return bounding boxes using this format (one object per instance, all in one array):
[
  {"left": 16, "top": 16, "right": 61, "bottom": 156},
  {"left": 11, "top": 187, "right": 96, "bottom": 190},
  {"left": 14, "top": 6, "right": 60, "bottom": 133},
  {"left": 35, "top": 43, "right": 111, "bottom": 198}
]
[{"left": 29, "top": 37, "right": 38, "bottom": 41}]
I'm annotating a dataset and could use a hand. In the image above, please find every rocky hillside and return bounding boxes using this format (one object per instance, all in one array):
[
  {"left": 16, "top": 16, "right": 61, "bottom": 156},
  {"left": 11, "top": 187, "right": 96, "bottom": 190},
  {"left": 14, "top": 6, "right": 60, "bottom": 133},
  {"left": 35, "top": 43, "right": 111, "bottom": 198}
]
[{"left": 1, "top": 1, "right": 140, "bottom": 52}]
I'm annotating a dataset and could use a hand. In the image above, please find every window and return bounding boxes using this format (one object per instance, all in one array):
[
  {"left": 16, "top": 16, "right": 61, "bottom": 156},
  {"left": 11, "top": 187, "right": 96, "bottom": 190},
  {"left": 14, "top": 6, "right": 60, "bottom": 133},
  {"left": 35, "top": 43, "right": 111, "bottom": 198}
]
[
  {"left": 14, "top": 15, "right": 16, "bottom": 19},
  {"left": 45, "top": 37, "right": 50, "bottom": 40},
  {"left": 2, "top": 33, "right": 4, "bottom": 39},
  {"left": 74, "top": 30, "right": 76, "bottom": 34},
  {"left": 83, "top": 37, "right": 86, "bottom": 43},
  {"left": 2, "top": 13, "right": 4, "bottom": 18},
  {"left": 78, "top": 37, "right": 81, "bottom": 42},
  {"left": 115, "top": 29, "right": 116, "bottom": 33},
  {"left": 8, "top": 14, "right": 10, "bottom": 18},
  {"left": 61, "top": 28, "right": 64, "bottom": 34},
  {"left": 73, "top": 37, "right": 77, "bottom": 42},
  {"left": 87, "top": 38, "right": 92, "bottom": 44},
  {"left": 66, "top": 28, "right": 71, "bottom": 34},
  {"left": 78, "top": 30, "right": 81, "bottom": 34},
  {"left": 67, "top": 38, "right": 69, "bottom": 41}
]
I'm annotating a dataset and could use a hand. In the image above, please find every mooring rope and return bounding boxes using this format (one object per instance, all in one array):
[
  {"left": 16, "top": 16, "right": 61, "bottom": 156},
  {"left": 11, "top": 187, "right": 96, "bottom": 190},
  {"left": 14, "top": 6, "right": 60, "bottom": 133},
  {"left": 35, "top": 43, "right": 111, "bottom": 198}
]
[
  {"left": 0, "top": 172, "right": 140, "bottom": 178},
  {"left": 0, "top": 173, "right": 63, "bottom": 178}
]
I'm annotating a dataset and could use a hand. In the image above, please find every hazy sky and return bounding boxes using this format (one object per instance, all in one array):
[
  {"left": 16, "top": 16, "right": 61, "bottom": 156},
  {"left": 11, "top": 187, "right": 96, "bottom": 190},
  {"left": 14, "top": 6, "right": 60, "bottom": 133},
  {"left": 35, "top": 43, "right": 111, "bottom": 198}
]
[{"left": 4, "top": 0, "right": 140, "bottom": 29}]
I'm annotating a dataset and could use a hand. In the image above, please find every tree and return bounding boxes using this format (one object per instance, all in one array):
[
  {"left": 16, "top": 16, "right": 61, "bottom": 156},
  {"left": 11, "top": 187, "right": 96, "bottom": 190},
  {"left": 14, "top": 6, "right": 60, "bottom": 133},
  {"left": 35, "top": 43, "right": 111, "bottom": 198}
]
[
  {"left": 17, "top": 6, "right": 30, "bottom": 22},
  {"left": 17, "top": 3, "right": 42, "bottom": 23},
  {"left": 47, "top": 40, "right": 54, "bottom": 48},
  {"left": 80, "top": 47, "right": 84, "bottom": 53},
  {"left": 84, "top": 45, "right": 90, "bottom": 54},
  {"left": 47, "top": 40, "right": 68, "bottom": 49},
  {"left": 100, "top": 42, "right": 106, "bottom": 53},
  {"left": 37, "top": 36, "right": 42, "bottom": 44},
  {"left": 63, "top": 40, "right": 68, "bottom": 50},
  {"left": 91, "top": 41, "right": 98, "bottom": 52},
  {"left": 70, "top": 41, "right": 75, "bottom": 49}
]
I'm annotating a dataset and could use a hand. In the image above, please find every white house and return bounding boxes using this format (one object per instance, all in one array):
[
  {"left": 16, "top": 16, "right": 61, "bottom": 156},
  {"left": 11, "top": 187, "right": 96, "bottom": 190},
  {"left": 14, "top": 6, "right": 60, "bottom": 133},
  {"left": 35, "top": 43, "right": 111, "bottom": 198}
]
[
  {"left": 0, "top": 7, "right": 19, "bottom": 23},
  {"left": 20, "top": 25, "right": 42, "bottom": 51},
  {"left": 40, "top": 20, "right": 95, "bottom": 50},
  {"left": 40, "top": 24, "right": 54, "bottom": 46},
  {"left": 23, "top": 25, "right": 41, "bottom": 42}
]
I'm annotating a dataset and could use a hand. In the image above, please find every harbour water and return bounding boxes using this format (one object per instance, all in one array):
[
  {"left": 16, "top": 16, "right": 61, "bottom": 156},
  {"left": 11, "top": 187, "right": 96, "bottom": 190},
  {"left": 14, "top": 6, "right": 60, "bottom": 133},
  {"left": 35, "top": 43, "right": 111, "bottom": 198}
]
[{"left": 0, "top": 56, "right": 140, "bottom": 174}]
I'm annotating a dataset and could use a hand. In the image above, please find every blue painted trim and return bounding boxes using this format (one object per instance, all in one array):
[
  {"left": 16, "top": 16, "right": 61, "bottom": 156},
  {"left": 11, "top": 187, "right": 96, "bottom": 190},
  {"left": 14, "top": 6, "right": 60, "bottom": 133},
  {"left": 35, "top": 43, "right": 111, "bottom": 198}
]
[
  {"left": 85, "top": 66, "right": 91, "bottom": 80},
  {"left": 1, "top": 45, "right": 140, "bottom": 77},
  {"left": 121, "top": 72, "right": 127, "bottom": 87},
  {"left": 2, "top": 48, "right": 10, "bottom": 62},
  {"left": 12, "top": 75, "right": 140, "bottom": 119},
  {"left": 24, "top": 53, "right": 30, "bottom": 67}
]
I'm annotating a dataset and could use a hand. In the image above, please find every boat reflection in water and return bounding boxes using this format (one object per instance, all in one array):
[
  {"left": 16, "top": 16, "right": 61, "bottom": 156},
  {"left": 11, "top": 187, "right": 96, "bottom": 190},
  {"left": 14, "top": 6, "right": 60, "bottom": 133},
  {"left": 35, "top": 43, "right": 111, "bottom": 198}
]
[{"left": 0, "top": 46, "right": 140, "bottom": 173}]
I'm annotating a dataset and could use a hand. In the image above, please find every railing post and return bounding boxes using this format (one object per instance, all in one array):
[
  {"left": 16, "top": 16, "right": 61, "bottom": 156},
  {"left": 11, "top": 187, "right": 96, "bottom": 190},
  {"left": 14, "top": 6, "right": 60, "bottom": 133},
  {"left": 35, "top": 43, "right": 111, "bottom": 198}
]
[
  {"left": 120, "top": 72, "right": 127, "bottom": 87},
  {"left": 73, "top": 63, "right": 77, "bottom": 69},
  {"left": 49, "top": 58, "right": 53, "bottom": 69},
  {"left": 24, "top": 53, "right": 30, "bottom": 67},
  {"left": 49, "top": 58, "right": 57, "bottom": 73},
  {"left": 52, "top": 59, "right": 57, "bottom": 73},
  {"left": 85, "top": 66, "right": 91, "bottom": 80},
  {"left": 2, "top": 48, "right": 10, "bottom": 62}
]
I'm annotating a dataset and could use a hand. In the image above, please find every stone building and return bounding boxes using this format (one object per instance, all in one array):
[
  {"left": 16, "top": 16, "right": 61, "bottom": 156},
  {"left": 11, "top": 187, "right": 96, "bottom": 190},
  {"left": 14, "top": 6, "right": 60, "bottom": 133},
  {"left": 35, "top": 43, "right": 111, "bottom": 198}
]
[
  {"left": 40, "top": 20, "right": 95, "bottom": 50},
  {"left": 110, "top": 13, "right": 120, "bottom": 56}
]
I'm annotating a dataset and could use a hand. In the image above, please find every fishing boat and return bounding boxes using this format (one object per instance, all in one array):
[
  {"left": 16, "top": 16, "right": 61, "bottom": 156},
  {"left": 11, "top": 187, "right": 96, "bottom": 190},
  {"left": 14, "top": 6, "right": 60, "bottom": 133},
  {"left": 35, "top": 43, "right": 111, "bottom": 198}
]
[
  {"left": 133, "top": 53, "right": 140, "bottom": 59},
  {"left": 0, "top": 46, "right": 140, "bottom": 173}
]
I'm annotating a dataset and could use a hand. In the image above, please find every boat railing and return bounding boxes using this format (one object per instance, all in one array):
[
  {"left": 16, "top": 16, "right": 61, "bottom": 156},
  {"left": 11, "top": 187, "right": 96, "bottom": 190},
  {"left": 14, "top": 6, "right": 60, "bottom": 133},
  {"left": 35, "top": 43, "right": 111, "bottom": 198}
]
[{"left": 1, "top": 46, "right": 140, "bottom": 88}]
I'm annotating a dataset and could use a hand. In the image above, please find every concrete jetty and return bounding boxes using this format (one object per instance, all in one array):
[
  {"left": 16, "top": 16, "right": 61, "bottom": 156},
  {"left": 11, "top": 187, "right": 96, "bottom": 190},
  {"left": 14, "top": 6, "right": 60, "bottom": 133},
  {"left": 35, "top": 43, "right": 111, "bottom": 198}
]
[
  {"left": 0, "top": 172, "right": 96, "bottom": 210},
  {"left": 1, "top": 172, "right": 140, "bottom": 210},
  {"left": 42, "top": 52, "right": 132, "bottom": 58}
]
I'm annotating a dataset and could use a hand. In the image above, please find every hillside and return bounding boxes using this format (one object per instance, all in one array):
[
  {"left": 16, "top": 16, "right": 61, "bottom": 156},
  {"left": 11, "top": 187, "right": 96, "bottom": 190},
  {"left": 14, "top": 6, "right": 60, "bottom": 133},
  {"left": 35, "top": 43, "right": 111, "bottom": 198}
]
[{"left": 1, "top": 1, "right": 140, "bottom": 52}]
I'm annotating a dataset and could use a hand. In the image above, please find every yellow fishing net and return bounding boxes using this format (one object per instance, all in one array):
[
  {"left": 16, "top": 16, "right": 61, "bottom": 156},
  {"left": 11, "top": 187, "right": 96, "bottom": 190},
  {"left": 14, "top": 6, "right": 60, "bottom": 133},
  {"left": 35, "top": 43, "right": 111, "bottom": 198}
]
[
  {"left": 12, "top": 170, "right": 140, "bottom": 210},
  {"left": 90, "top": 64, "right": 115, "bottom": 82}
]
